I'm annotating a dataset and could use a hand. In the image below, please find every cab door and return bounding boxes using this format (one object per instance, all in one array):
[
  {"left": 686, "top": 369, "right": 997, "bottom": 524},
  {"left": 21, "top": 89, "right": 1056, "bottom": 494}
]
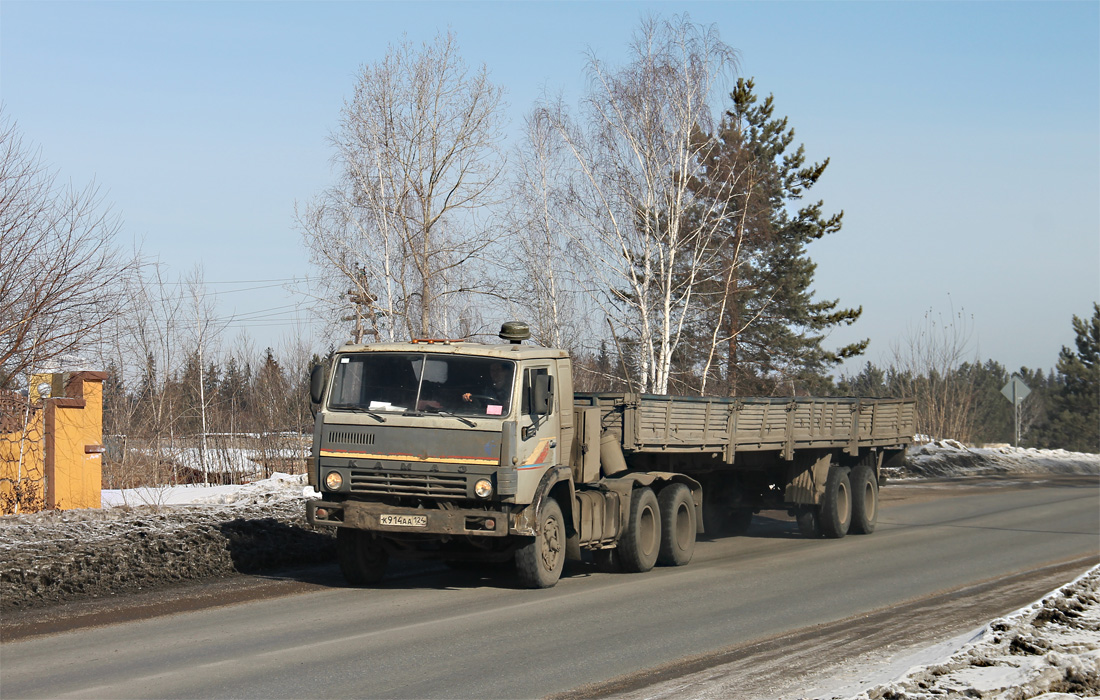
[{"left": 515, "top": 363, "right": 559, "bottom": 482}]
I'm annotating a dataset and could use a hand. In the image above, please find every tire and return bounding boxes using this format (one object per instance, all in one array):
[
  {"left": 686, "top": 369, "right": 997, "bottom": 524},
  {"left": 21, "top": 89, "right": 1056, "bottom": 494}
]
[
  {"left": 850, "top": 464, "right": 879, "bottom": 535},
  {"left": 796, "top": 506, "right": 822, "bottom": 538},
  {"left": 820, "top": 467, "right": 852, "bottom": 539},
  {"left": 515, "top": 498, "right": 566, "bottom": 588},
  {"left": 701, "top": 478, "right": 754, "bottom": 539},
  {"left": 657, "top": 483, "right": 696, "bottom": 566},
  {"left": 701, "top": 502, "right": 726, "bottom": 538},
  {"left": 619, "top": 487, "right": 661, "bottom": 573},
  {"left": 593, "top": 548, "right": 621, "bottom": 573},
  {"left": 337, "top": 528, "right": 389, "bottom": 585}
]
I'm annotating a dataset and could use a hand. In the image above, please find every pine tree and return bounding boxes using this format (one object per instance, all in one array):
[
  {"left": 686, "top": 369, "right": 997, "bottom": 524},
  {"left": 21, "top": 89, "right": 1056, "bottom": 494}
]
[
  {"left": 178, "top": 351, "right": 203, "bottom": 434},
  {"left": 220, "top": 356, "right": 250, "bottom": 433},
  {"left": 836, "top": 362, "right": 889, "bottom": 398},
  {"left": 253, "top": 348, "right": 287, "bottom": 434},
  {"left": 102, "top": 361, "right": 128, "bottom": 438},
  {"left": 1038, "top": 304, "right": 1099, "bottom": 453},
  {"left": 687, "top": 78, "right": 867, "bottom": 396}
]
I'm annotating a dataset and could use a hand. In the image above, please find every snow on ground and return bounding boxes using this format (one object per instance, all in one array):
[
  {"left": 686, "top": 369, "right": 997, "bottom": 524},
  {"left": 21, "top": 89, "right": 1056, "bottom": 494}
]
[
  {"left": 896, "top": 440, "right": 1100, "bottom": 479},
  {"left": 0, "top": 473, "right": 332, "bottom": 610},
  {"left": 101, "top": 471, "right": 321, "bottom": 508},
  {"left": 849, "top": 565, "right": 1100, "bottom": 700}
]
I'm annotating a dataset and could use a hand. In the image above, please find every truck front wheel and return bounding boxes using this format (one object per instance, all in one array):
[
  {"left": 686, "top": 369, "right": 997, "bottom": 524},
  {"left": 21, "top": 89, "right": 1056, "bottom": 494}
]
[
  {"left": 515, "top": 498, "right": 566, "bottom": 588},
  {"left": 657, "top": 483, "right": 696, "bottom": 566},
  {"left": 619, "top": 487, "right": 661, "bottom": 573},
  {"left": 337, "top": 528, "right": 388, "bottom": 585}
]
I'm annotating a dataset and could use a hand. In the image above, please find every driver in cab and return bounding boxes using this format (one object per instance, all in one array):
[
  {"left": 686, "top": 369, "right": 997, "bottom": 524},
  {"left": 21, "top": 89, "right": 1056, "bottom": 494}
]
[{"left": 461, "top": 362, "right": 512, "bottom": 414}]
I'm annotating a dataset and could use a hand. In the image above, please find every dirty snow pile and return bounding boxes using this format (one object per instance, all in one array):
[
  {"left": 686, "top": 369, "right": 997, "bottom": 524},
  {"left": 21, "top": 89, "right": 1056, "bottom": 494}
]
[
  {"left": 101, "top": 471, "right": 321, "bottom": 508},
  {"left": 0, "top": 474, "right": 333, "bottom": 610},
  {"left": 899, "top": 441, "right": 1100, "bottom": 479},
  {"left": 850, "top": 565, "right": 1100, "bottom": 700}
]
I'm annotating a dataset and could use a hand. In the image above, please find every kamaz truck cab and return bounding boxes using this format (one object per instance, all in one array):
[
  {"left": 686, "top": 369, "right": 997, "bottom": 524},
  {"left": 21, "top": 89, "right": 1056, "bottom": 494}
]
[{"left": 306, "top": 322, "right": 583, "bottom": 588}]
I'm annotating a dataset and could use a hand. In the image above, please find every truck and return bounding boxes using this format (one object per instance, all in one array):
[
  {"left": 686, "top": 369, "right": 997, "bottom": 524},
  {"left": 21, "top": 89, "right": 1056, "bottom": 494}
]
[{"left": 306, "top": 322, "right": 916, "bottom": 588}]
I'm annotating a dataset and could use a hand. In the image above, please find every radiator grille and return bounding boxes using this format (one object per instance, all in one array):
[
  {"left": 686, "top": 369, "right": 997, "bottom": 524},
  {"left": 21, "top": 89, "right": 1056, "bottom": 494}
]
[
  {"left": 349, "top": 469, "right": 467, "bottom": 498},
  {"left": 328, "top": 430, "right": 376, "bottom": 446}
]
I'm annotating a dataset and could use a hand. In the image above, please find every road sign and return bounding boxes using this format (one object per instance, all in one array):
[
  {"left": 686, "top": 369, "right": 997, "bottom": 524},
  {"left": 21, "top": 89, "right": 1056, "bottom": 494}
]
[{"left": 1001, "top": 376, "right": 1031, "bottom": 405}]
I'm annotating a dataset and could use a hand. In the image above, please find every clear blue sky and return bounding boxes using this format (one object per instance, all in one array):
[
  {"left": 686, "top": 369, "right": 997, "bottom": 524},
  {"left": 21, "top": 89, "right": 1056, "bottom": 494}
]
[{"left": 2, "top": 1, "right": 1097, "bottom": 375}]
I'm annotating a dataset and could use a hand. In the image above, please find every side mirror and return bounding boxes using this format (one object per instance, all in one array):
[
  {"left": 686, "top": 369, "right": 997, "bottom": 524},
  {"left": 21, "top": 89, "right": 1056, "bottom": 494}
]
[
  {"left": 309, "top": 365, "right": 326, "bottom": 405},
  {"left": 532, "top": 374, "right": 553, "bottom": 416}
]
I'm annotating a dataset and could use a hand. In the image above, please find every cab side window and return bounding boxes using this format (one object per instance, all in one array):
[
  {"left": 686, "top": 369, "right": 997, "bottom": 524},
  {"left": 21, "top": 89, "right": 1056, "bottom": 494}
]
[{"left": 521, "top": 367, "right": 552, "bottom": 416}]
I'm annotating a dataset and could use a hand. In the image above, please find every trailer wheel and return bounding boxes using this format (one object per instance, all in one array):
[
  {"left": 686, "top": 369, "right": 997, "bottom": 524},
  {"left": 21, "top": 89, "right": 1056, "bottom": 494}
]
[
  {"left": 796, "top": 507, "right": 822, "bottom": 538},
  {"left": 593, "top": 548, "right": 621, "bottom": 573},
  {"left": 619, "top": 487, "right": 661, "bottom": 573},
  {"left": 850, "top": 465, "right": 878, "bottom": 534},
  {"left": 728, "top": 509, "right": 754, "bottom": 535},
  {"left": 337, "top": 528, "right": 389, "bottom": 585},
  {"left": 820, "top": 467, "right": 852, "bottom": 539},
  {"left": 515, "top": 498, "right": 566, "bottom": 588},
  {"left": 657, "top": 483, "right": 696, "bottom": 566}
]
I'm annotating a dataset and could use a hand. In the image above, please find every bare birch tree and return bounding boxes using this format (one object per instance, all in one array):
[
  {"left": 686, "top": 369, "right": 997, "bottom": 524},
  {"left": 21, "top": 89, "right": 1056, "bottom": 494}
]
[
  {"left": 183, "top": 267, "right": 228, "bottom": 482},
  {"left": 531, "top": 15, "right": 739, "bottom": 393},
  {"left": 0, "top": 111, "right": 133, "bottom": 390},
  {"left": 890, "top": 305, "right": 979, "bottom": 441},
  {"left": 502, "top": 108, "right": 591, "bottom": 352},
  {"left": 298, "top": 31, "right": 507, "bottom": 342}
]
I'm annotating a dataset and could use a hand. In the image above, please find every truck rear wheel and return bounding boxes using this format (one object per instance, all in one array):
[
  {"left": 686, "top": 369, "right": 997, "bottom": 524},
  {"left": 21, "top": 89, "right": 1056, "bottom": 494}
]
[
  {"left": 820, "top": 467, "right": 852, "bottom": 539},
  {"left": 515, "top": 498, "right": 566, "bottom": 588},
  {"left": 657, "top": 483, "right": 696, "bottom": 566},
  {"left": 619, "top": 487, "right": 661, "bottom": 573},
  {"left": 850, "top": 465, "right": 878, "bottom": 534},
  {"left": 337, "top": 528, "right": 388, "bottom": 585}
]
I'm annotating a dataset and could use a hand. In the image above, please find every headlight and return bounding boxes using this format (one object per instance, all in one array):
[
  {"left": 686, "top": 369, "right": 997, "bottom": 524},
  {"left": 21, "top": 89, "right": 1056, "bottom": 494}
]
[
  {"left": 324, "top": 471, "right": 344, "bottom": 491},
  {"left": 474, "top": 479, "right": 493, "bottom": 498}
]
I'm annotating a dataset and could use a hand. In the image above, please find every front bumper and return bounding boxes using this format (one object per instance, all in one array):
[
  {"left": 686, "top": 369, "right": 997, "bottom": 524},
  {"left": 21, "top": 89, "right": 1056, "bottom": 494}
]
[{"left": 307, "top": 499, "right": 511, "bottom": 537}]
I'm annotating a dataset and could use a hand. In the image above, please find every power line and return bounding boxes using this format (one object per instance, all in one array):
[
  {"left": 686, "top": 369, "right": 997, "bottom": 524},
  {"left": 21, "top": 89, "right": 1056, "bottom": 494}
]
[{"left": 157, "top": 277, "right": 306, "bottom": 286}]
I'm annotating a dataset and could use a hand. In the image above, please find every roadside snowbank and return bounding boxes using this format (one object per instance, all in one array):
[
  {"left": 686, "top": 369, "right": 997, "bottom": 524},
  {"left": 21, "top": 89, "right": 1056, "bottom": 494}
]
[
  {"left": 851, "top": 565, "right": 1100, "bottom": 700},
  {"left": 0, "top": 474, "right": 332, "bottom": 610},
  {"left": 899, "top": 441, "right": 1100, "bottom": 479}
]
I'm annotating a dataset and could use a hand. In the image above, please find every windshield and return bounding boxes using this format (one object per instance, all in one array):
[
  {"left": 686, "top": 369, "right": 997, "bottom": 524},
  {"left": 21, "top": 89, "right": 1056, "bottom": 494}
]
[{"left": 328, "top": 353, "right": 514, "bottom": 418}]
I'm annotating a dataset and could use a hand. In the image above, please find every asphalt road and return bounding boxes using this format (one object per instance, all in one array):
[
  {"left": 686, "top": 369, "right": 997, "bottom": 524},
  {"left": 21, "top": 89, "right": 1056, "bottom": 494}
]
[{"left": 2, "top": 475, "right": 1097, "bottom": 700}]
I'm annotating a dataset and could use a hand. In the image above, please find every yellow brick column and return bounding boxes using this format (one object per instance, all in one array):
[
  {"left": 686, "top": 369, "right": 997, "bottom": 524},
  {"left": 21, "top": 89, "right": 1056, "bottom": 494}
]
[
  {"left": 44, "top": 371, "right": 107, "bottom": 510},
  {"left": 0, "top": 392, "right": 45, "bottom": 514}
]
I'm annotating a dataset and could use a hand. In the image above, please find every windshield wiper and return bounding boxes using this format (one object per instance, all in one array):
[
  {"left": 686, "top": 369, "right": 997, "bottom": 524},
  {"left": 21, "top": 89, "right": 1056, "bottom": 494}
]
[
  {"left": 414, "top": 405, "right": 476, "bottom": 427},
  {"left": 433, "top": 409, "right": 476, "bottom": 427},
  {"left": 330, "top": 404, "right": 386, "bottom": 422}
]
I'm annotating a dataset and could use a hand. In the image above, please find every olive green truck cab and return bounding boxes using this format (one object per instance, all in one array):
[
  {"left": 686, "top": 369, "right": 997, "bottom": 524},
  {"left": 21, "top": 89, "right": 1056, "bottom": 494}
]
[{"left": 306, "top": 323, "right": 916, "bottom": 588}]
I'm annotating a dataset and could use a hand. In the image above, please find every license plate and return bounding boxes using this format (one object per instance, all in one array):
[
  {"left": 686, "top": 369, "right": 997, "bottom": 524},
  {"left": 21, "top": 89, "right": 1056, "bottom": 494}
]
[{"left": 379, "top": 513, "right": 427, "bottom": 528}]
